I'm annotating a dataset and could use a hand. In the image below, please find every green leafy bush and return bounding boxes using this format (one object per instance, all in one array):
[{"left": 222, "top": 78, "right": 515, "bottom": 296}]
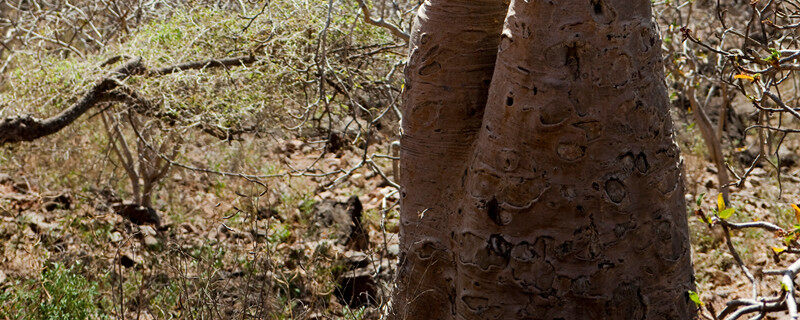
[{"left": 0, "top": 262, "right": 108, "bottom": 319}]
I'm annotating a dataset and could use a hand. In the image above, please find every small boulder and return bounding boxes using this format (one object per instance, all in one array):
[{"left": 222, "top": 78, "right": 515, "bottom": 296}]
[
  {"left": 20, "top": 212, "right": 57, "bottom": 233},
  {"left": 343, "top": 250, "right": 370, "bottom": 269},
  {"left": 12, "top": 182, "right": 28, "bottom": 193},
  {"left": 139, "top": 225, "right": 159, "bottom": 248},
  {"left": 143, "top": 235, "right": 159, "bottom": 249},
  {"left": 386, "top": 244, "right": 400, "bottom": 257},
  {"left": 109, "top": 232, "right": 123, "bottom": 243},
  {"left": 114, "top": 203, "right": 161, "bottom": 226},
  {"left": 313, "top": 195, "right": 369, "bottom": 250},
  {"left": 335, "top": 267, "right": 377, "bottom": 308},
  {"left": 139, "top": 225, "right": 157, "bottom": 237},
  {"left": 42, "top": 193, "right": 71, "bottom": 211}
]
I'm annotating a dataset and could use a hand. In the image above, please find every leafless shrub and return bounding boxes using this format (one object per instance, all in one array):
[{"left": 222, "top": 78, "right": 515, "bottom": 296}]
[
  {"left": 0, "top": 0, "right": 412, "bottom": 318},
  {"left": 656, "top": 0, "right": 800, "bottom": 318}
]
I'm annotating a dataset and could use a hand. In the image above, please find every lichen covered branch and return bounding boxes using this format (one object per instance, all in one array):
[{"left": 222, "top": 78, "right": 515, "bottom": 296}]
[{"left": 0, "top": 55, "right": 256, "bottom": 145}]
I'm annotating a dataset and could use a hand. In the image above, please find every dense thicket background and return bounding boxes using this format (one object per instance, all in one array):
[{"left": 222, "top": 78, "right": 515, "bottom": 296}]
[{"left": 1, "top": 0, "right": 800, "bottom": 319}]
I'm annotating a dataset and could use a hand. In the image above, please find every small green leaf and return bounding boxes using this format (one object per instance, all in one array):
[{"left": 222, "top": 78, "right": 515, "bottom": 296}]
[
  {"left": 768, "top": 48, "right": 780, "bottom": 62},
  {"left": 688, "top": 290, "right": 704, "bottom": 306},
  {"left": 696, "top": 193, "right": 706, "bottom": 207},
  {"left": 718, "top": 208, "right": 735, "bottom": 219},
  {"left": 669, "top": 92, "right": 678, "bottom": 100}
]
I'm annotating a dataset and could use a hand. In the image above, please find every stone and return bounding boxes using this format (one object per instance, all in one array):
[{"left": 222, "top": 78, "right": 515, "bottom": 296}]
[
  {"left": 751, "top": 167, "right": 768, "bottom": 177},
  {"left": 143, "top": 235, "right": 159, "bottom": 249},
  {"left": 139, "top": 225, "right": 157, "bottom": 237},
  {"left": 387, "top": 244, "right": 400, "bottom": 257},
  {"left": 313, "top": 198, "right": 356, "bottom": 241},
  {"left": 20, "top": 212, "right": 57, "bottom": 233},
  {"left": 343, "top": 250, "right": 370, "bottom": 269},
  {"left": 12, "top": 182, "right": 28, "bottom": 193},
  {"left": 113, "top": 203, "right": 161, "bottom": 226},
  {"left": 350, "top": 174, "right": 365, "bottom": 188},
  {"left": 285, "top": 139, "right": 304, "bottom": 153},
  {"left": 138, "top": 225, "right": 159, "bottom": 248},
  {"left": 42, "top": 193, "right": 71, "bottom": 211},
  {"left": 180, "top": 222, "right": 198, "bottom": 234},
  {"left": 335, "top": 267, "right": 377, "bottom": 308},
  {"left": 109, "top": 232, "right": 123, "bottom": 242}
]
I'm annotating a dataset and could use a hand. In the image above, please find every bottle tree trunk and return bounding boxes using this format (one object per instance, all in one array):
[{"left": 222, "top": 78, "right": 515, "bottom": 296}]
[{"left": 394, "top": 0, "right": 696, "bottom": 319}]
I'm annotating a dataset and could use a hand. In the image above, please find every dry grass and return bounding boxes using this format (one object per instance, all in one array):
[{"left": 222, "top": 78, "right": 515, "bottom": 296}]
[
  {"left": 4, "top": 0, "right": 800, "bottom": 319},
  {"left": 0, "top": 0, "right": 408, "bottom": 318}
]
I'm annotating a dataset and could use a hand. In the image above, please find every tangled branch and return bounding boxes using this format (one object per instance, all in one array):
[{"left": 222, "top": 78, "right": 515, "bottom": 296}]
[{"left": 0, "top": 55, "right": 256, "bottom": 145}]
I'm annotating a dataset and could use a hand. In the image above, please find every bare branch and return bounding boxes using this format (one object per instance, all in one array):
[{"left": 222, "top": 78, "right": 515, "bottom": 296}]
[
  {"left": 0, "top": 55, "right": 256, "bottom": 145},
  {"left": 353, "top": 0, "right": 409, "bottom": 42}
]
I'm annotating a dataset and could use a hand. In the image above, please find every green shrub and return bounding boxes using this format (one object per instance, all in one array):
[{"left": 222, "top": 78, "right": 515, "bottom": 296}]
[{"left": 0, "top": 262, "right": 108, "bottom": 319}]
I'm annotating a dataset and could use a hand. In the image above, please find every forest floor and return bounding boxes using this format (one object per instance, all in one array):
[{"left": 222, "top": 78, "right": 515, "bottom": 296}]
[
  {"left": 0, "top": 134, "right": 404, "bottom": 319},
  {"left": 679, "top": 113, "right": 800, "bottom": 318},
  {"left": 2, "top": 114, "right": 800, "bottom": 319}
]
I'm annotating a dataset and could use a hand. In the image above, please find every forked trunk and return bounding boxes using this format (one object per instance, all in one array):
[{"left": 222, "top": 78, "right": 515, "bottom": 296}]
[
  {"left": 394, "top": 0, "right": 508, "bottom": 318},
  {"left": 394, "top": 0, "right": 695, "bottom": 318}
]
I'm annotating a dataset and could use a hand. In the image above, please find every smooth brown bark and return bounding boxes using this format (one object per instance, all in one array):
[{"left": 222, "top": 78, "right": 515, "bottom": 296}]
[
  {"left": 395, "top": 0, "right": 695, "bottom": 318},
  {"left": 394, "top": 0, "right": 509, "bottom": 318}
]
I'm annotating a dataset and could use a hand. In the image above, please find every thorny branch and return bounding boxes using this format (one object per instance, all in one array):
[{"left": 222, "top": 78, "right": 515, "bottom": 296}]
[
  {"left": 353, "top": 0, "right": 410, "bottom": 42},
  {"left": 0, "top": 1, "right": 410, "bottom": 317},
  {"left": 0, "top": 55, "right": 256, "bottom": 145},
  {"left": 657, "top": 0, "right": 800, "bottom": 318}
]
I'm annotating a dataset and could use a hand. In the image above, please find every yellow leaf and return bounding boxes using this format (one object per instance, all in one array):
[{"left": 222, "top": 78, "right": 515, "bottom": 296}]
[
  {"left": 734, "top": 74, "right": 755, "bottom": 81},
  {"left": 717, "top": 194, "right": 726, "bottom": 212},
  {"left": 688, "top": 290, "right": 704, "bottom": 307},
  {"left": 773, "top": 246, "right": 786, "bottom": 254},
  {"left": 719, "top": 208, "right": 735, "bottom": 219},
  {"left": 792, "top": 204, "right": 800, "bottom": 224}
]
